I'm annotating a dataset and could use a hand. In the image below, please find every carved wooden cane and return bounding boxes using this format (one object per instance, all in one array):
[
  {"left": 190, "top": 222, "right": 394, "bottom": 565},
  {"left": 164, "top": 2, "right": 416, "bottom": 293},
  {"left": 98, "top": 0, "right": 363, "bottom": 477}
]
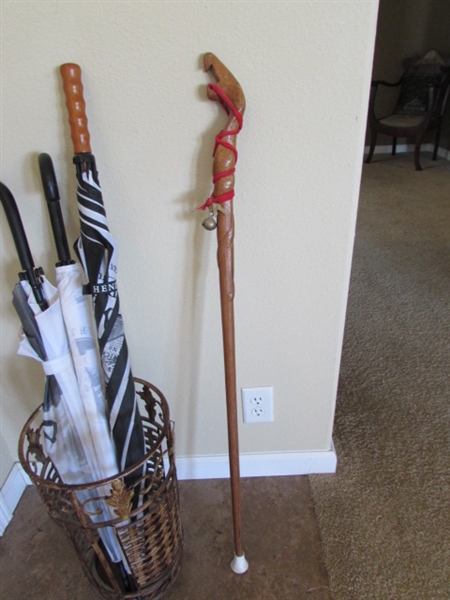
[{"left": 200, "top": 53, "right": 248, "bottom": 574}]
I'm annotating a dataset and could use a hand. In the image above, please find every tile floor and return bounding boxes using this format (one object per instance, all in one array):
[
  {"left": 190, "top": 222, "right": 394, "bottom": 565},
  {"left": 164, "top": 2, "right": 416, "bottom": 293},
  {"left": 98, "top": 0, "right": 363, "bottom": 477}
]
[{"left": 0, "top": 476, "right": 330, "bottom": 600}]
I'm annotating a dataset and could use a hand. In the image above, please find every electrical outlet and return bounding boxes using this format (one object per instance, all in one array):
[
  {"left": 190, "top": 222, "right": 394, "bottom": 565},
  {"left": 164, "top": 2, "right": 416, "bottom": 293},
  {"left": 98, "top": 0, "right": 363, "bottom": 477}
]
[{"left": 241, "top": 386, "right": 274, "bottom": 423}]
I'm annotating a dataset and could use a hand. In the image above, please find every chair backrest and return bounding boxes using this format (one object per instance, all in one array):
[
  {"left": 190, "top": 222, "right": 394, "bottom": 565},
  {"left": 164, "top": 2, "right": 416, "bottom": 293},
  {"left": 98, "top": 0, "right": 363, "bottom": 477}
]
[{"left": 394, "top": 50, "right": 450, "bottom": 117}]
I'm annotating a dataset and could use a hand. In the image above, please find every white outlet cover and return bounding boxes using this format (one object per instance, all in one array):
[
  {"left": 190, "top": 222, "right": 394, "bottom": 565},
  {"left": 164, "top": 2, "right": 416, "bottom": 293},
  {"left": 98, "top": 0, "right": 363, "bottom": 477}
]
[{"left": 241, "top": 386, "right": 274, "bottom": 423}]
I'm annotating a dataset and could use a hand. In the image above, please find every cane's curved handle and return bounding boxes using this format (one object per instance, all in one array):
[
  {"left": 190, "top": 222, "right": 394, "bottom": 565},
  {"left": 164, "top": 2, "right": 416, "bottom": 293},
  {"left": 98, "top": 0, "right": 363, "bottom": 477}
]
[
  {"left": 60, "top": 63, "right": 91, "bottom": 154},
  {"left": 203, "top": 53, "right": 245, "bottom": 207},
  {"left": 204, "top": 52, "right": 246, "bottom": 120}
]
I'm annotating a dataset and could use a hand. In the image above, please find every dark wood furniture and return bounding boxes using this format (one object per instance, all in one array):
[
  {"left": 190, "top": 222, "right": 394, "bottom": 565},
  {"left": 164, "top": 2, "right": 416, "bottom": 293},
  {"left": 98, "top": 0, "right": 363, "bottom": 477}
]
[{"left": 365, "top": 51, "right": 450, "bottom": 170}]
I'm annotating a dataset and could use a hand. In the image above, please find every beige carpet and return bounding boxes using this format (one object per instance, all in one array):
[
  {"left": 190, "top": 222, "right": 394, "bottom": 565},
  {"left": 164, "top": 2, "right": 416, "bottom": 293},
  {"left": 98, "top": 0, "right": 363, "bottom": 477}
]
[{"left": 309, "top": 153, "right": 450, "bottom": 600}]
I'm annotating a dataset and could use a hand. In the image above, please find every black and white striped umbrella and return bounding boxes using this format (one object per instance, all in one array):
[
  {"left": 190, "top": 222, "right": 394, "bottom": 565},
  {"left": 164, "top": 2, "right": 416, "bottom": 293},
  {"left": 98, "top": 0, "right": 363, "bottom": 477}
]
[
  {"left": 60, "top": 64, "right": 145, "bottom": 481},
  {"left": 74, "top": 165, "right": 144, "bottom": 473}
]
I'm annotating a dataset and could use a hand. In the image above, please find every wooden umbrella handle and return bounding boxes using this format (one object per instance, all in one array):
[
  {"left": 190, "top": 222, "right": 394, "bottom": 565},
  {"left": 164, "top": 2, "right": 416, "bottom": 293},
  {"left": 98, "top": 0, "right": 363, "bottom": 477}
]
[{"left": 60, "top": 63, "right": 91, "bottom": 154}]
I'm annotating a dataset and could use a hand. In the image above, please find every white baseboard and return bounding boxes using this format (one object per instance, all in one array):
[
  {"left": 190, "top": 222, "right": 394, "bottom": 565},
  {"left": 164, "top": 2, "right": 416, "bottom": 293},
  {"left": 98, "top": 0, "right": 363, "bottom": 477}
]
[
  {"left": 0, "top": 445, "right": 337, "bottom": 533},
  {"left": 364, "top": 143, "right": 450, "bottom": 160},
  {"left": 0, "top": 463, "right": 31, "bottom": 536},
  {"left": 175, "top": 445, "right": 337, "bottom": 481}
]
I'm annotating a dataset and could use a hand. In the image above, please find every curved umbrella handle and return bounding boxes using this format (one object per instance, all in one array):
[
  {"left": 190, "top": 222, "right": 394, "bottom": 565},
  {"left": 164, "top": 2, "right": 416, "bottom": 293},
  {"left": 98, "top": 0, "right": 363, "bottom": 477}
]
[
  {"left": 0, "top": 182, "right": 48, "bottom": 309},
  {"left": 0, "top": 182, "right": 35, "bottom": 273},
  {"left": 60, "top": 63, "right": 91, "bottom": 155},
  {"left": 38, "top": 153, "right": 73, "bottom": 266}
]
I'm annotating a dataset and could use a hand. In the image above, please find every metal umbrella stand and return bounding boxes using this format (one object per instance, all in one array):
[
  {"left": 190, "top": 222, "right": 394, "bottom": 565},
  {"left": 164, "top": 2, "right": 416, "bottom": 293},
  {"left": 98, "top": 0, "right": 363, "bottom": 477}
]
[
  {"left": 199, "top": 53, "right": 248, "bottom": 574},
  {"left": 19, "top": 376, "right": 183, "bottom": 599}
]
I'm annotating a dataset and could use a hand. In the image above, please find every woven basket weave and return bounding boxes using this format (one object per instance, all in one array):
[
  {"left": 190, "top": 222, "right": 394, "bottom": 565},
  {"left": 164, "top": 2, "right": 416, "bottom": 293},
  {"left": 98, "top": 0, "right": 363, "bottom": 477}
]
[{"left": 19, "top": 378, "right": 183, "bottom": 599}]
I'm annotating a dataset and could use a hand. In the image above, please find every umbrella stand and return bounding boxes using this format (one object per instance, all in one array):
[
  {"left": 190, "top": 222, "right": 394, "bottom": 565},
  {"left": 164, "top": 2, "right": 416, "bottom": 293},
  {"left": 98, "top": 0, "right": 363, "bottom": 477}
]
[{"left": 200, "top": 53, "right": 247, "bottom": 574}]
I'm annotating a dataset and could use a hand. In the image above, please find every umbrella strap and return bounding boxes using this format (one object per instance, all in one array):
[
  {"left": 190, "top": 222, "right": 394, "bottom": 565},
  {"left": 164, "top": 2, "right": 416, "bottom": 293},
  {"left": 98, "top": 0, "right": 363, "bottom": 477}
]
[
  {"left": 199, "top": 83, "right": 243, "bottom": 211},
  {"left": 42, "top": 353, "right": 73, "bottom": 376}
]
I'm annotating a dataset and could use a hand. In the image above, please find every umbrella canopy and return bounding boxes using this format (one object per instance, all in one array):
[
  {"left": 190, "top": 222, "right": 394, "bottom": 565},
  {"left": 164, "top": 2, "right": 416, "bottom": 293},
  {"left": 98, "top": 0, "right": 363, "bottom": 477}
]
[
  {"left": 15, "top": 276, "right": 129, "bottom": 568},
  {"left": 12, "top": 279, "right": 83, "bottom": 473},
  {"left": 38, "top": 153, "right": 117, "bottom": 477},
  {"left": 15, "top": 276, "right": 116, "bottom": 484},
  {"left": 60, "top": 64, "right": 145, "bottom": 482}
]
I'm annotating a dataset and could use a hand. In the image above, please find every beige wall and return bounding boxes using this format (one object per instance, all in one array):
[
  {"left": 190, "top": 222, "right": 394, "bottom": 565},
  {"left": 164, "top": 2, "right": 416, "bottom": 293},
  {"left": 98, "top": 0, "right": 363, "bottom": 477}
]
[
  {"left": 1, "top": 1, "right": 379, "bottom": 487},
  {"left": 367, "top": 0, "right": 450, "bottom": 149}
]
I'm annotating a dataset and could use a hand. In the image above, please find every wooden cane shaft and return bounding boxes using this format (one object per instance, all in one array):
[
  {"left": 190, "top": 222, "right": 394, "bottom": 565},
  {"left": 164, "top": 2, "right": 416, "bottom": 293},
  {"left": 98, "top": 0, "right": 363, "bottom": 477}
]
[
  {"left": 216, "top": 203, "right": 243, "bottom": 558},
  {"left": 60, "top": 63, "right": 91, "bottom": 154}
]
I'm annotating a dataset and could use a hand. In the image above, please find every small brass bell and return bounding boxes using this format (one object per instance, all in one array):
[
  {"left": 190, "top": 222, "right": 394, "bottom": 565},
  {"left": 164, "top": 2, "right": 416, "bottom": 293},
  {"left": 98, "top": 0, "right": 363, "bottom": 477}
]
[{"left": 202, "top": 211, "right": 217, "bottom": 231}]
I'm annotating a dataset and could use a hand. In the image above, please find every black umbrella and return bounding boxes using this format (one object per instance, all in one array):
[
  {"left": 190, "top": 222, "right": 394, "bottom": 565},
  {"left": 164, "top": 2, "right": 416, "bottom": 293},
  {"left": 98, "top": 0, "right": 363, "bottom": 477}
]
[
  {"left": 59, "top": 64, "right": 145, "bottom": 485},
  {"left": 0, "top": 182, "right": 56, "bottom": 445},
  {"left": 0, "top": 183, "right": 51, "bottom": 404},
  {"left": 0, "top": 182, "right": 48, "bottom": 310}
]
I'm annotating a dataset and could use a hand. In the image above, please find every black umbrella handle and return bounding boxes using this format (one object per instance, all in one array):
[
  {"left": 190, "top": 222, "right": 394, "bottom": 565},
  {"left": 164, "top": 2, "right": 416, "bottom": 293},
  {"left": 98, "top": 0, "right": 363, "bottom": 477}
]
[
  {"left": 38, "top": 153, "right": 73, "bottom": 266},
  {"left": 0, "top": 182, "right": 48, "bottom": 310},
  {"left": 60, "top": 63, "right": 92, "bottom": 155}
]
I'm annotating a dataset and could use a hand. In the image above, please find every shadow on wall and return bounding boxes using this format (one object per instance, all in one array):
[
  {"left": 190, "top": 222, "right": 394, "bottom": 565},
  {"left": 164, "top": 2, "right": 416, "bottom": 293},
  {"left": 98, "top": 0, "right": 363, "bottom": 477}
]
[{"left": 171, "top": 75, "right": 230, "bottom": 456}]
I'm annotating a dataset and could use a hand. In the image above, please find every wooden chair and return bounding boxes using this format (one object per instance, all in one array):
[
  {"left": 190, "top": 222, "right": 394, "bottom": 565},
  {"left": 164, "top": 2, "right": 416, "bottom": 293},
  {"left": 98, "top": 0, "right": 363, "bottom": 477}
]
[{"left": 365, "top": 50, "right": 450, "bottom": 170}]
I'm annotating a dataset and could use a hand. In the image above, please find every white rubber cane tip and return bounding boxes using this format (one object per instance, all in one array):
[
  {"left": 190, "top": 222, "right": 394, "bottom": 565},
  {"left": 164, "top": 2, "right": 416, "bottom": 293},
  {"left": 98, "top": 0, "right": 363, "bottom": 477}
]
[{"left": 231, "top": 553, "right": 249, "bottom": 574}]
